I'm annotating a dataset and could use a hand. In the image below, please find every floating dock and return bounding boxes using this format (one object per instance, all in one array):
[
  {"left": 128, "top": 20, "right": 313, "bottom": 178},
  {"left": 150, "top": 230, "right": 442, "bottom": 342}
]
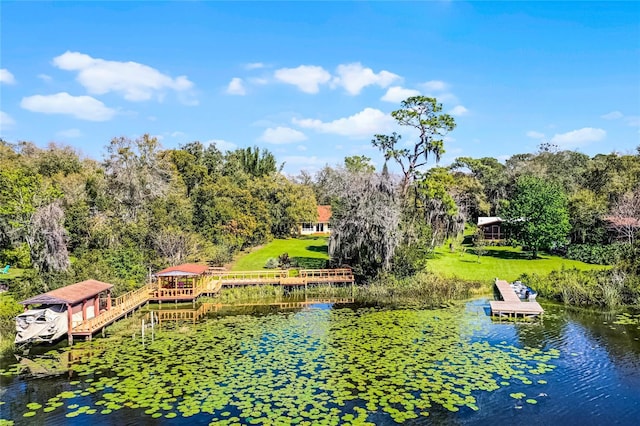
[{"left": 489, "top": 279, "right": 544, "bottom": 318}]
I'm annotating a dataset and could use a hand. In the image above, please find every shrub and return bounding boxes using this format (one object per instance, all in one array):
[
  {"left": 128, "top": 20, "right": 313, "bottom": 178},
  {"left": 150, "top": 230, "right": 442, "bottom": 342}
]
[
  {"left": 264, "top": 258, "right": 279, "bottom": 269},
  {"left": 565, "top": 243, "right": 628, "bottom": 265}
]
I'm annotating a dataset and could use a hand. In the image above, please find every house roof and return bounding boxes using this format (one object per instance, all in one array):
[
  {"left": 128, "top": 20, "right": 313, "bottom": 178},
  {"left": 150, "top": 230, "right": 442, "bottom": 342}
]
[
  {"left": 318, "top": 205, "right": 331, "bottom": 223},
  {"left": 20, "top": 280, "right": 113, "bottom": 306},
  {"left": 155, "top": 263, "right": 209, "bottom": 277},
  {"left": 478, "top": 217, "right": 503, "bottom": 227}
]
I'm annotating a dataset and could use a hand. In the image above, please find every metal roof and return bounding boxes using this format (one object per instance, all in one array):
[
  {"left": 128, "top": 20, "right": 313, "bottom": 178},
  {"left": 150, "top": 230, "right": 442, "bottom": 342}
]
[
  {"left": 478, "top": 217, "right": 503, "bottom": 226},
  {"left": 155, "top": 263, "right": 209, "bottom": 277},
  {"left": 20, "top": 279, "right": 114, "bottom": 306}
]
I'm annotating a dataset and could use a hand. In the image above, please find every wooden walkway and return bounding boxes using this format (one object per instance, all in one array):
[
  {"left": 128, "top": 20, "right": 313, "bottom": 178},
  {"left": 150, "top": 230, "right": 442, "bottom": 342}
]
[
  {"left": 489, "top": 279, "right": 544, "bottom": 318},
  {"left": 69, "top": 268, "right": 353, "bottom": 342}
]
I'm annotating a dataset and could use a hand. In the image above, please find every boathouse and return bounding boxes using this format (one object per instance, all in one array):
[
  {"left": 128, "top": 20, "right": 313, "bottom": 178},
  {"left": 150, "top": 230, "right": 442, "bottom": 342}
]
[{"left": 16, "top": 280, "right": 113, "bottom": 344}]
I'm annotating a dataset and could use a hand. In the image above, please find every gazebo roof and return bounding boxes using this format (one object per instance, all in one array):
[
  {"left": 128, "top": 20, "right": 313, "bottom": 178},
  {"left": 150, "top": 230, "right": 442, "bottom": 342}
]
[
  {"left": 155, "top": 263, "right": 209, "bottom": 277},
  {"left": 20, "top": 280, "right": 113, "bottom": 306}
]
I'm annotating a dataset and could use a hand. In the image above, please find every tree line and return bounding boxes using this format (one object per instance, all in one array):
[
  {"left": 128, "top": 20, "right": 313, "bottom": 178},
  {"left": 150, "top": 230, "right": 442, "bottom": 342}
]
[
  {"left": 0, "top": 138, "right": 316, "bottom": 300},
  {"left": 1, "top": 95, "right": 639, "bottom": 300}
]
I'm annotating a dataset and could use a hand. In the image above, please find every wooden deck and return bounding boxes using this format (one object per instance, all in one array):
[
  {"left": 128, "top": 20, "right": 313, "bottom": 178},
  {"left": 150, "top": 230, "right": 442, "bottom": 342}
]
[
  {"left": 68, "top": 268, "right": 353, "bottom": 342},
  {"left": 490, "top": 279, "right": 544, "bottom": 318}
]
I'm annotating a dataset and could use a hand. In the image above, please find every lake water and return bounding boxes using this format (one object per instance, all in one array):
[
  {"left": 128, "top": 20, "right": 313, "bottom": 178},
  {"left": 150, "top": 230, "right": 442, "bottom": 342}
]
[{"left": 1, "top": 298, "right": 639, "bottom": 425}]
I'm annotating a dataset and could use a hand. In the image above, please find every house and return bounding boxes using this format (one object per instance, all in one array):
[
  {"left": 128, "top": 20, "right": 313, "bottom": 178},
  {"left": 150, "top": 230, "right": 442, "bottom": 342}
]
[
  {"left": 300, "top": 205, "right": 332, "bottom": 235},
  {"left": 478, "top": 217, "right": 504, "bottom": 241}
]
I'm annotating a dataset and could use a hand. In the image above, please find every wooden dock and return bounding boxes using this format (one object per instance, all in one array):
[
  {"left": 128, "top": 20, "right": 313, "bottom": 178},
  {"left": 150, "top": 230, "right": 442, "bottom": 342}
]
[
  {"left": 68, "top": 268, "right": 354, "bottom": 342},
  {"left": 489, "top": 279, "right": 544, "bottom": 319}
]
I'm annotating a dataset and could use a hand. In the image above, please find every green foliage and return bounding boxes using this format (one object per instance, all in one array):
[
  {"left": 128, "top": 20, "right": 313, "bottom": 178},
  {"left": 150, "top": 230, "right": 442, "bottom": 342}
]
[
  {"left": 373, "top": 96, "right": 456, "bottom": 194},
  {"left": 568, "top": 189, "right": 608, "bottom": 244},
  {"left": 503, "top": 175, "right": 570, "bottom": 258},
  {"left": 0, "top": 243, "right": 30, "bottom": 269},
  {"left": 344, "top": 155, "right": 375, "bottom": 173},
  {"left": 518, "top": 268, "right": 636, "bottom": 308},
  {"left": 0, "top": 293, "right": 22, "bottom": 355},
  {"left": 264, "top": 258, "right": 279, "bottom": 269},
  {"left": 565, "top": 243, "right": 628, "bottom": 265}
]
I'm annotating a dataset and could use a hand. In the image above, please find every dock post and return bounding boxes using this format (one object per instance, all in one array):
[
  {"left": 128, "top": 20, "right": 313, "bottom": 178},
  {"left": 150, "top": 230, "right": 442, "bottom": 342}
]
[{"left": 68, "top": 333, "right": 73, "bottom": 346}]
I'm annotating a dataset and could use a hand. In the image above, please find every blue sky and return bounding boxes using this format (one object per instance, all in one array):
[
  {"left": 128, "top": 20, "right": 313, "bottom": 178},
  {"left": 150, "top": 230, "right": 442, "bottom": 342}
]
[{"left": 1, "top": 1, "right": 638, "bottom": 174}]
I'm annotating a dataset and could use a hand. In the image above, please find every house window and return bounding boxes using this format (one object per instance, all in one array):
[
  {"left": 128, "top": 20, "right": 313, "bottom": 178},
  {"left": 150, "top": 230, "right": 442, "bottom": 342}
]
[{"left": 302, "top": 223, "right": 314, "bottom": 231}]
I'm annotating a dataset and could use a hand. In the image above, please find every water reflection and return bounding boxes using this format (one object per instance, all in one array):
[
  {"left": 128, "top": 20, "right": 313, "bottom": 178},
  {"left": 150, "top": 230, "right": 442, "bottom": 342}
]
[{"left": 1, "top": 298, "right": 639, "bottom": 425}]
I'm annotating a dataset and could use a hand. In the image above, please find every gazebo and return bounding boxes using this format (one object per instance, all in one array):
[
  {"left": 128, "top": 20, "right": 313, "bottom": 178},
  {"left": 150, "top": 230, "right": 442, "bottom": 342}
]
[{"left": 153, "top": 263, "right": 209, "bottom": 300}]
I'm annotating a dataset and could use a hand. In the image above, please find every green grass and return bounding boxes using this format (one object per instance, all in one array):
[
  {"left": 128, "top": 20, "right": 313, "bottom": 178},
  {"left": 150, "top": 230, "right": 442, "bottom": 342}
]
[
  {"left": 0, "top": 267, "right": 25, "bottom": 281},
  {"left": 232, "top": 236, "right": 329, "bottom": 271},
  {"left": 428, "top": 244, "right": 609, "bottom": 283}
]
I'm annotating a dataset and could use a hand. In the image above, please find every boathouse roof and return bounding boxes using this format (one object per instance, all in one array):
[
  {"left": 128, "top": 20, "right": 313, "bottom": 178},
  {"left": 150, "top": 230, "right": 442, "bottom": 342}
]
[
  {"left": 20, "top": 279, "right": 114, "bottom": 306},
  {"left": 155, "top": 263, "right": 209, "bottom": 277}
]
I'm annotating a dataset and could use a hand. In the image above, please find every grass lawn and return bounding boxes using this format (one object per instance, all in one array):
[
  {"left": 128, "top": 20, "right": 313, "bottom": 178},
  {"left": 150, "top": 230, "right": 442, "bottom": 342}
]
[
  {"left": 428, "top": 244, "right": 609, "bottom": 283},
  {"left": 232, "top": 236, "right": 329, "bottom": 271},
  {"left": 0, "top": 267, "right": 25, "bottom": 281}
]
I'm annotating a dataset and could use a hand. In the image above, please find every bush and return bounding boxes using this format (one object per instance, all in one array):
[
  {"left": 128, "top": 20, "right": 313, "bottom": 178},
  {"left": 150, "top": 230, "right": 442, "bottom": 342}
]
[
  {"left": 264, "top": 258, "right": 279, "bottom": 269},
  {"left": 517, "top": 267, "right": 638, "bottom": 308},
  {"left": 1, "top": 243, "right": 31, "bottom": 269},
  {"left": 565, "top": 243, "right": 628, "bottom": 265}
]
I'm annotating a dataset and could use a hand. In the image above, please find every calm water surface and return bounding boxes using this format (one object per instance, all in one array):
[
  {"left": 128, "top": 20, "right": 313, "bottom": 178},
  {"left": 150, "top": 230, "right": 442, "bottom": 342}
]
[{"left": 1, "top": 298, "right": 639, "bottom": 425}]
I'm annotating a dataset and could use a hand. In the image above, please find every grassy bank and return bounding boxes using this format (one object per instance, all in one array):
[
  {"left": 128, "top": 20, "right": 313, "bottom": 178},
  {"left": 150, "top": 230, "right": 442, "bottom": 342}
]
[
  {"left": 427, "top": 244, "right": 608, "bottom": 283},
  {"left": 232, "top": 236, "right": 329, "bottom": 271}
]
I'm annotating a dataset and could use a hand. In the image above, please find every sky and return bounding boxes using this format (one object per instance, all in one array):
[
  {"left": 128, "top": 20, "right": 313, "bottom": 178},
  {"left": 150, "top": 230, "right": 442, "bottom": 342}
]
[{"left": 1, "top": 1, "right": 639, "bottom": 175}]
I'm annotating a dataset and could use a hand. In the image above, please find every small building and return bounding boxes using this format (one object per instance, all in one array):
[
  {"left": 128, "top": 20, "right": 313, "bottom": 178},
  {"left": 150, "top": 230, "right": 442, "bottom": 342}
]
[
  {"left": 153, "top": 263, "right": 209, "bottom": 300},
  {"left": 16, "top": 280, "right": 113, "bottom": 344},
  {"left": 478, "top": 217, "right": 504, "bottom": 241},
  {"left": 300, "top": 205, "right": 332, "bottom": 235}
]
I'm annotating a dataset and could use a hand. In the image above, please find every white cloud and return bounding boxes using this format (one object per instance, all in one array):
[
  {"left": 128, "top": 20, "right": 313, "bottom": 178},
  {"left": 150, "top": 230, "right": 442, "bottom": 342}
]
[
  {"left": 296, "top": 145, "right": 308, "bottom": 151},
  {"left": 205, "top": 139, "right": 237, "bottom": 152},
  {"left": 259, "top": 126, "right": 308, "bottom": 144},
  {"left": 601, "top": 111, "right": 623, "bottom": 120},
  {"left": 37, "top": 74, "right": 53, "bottom": 82},
  {"left": 245, "top": 62, "right": 265, "bottom": 70},
  {"left": 526, "top": 131, "right": 546, "bottom": 139},
  {"left": 0, "top": 111, "right": 15, "bottom": 129},
  {"left": 56, "top": 128, "right": 83, "bottom": 138},
  {"left": 20, "top": 92, "right": 116, "bottom": 121},
  {"left": 248, "top": 77, "right": 269, "bottom": 85},
  {"left": 626, "top": 116, "right": 640, "bottom": 127},
  {"left": 550, "top": 127, "right": 606, "bottom": 148},
  {"left": 449, "top": 105, "right": 469, "bottom": 116},
  {"left": 281, "top": 155, "right": 338, "bottom": 173},
  {"left": 381, "top": 86, "right": 421, "bottom": 103},
  {"left": 226, "top": 77, "right": 246, "bottom": 95},
  {"left": 331, "top": 63, "right": 400, "bottom": 95},
  {"left": 293, "top": 107, "right": 395, "bottom": 138},
  {"left": 52, "top": 51, "right": 195, "bottom": 102},
  {"left": 0, "top": 69, "right": 16, "bottom": 85},
  {"left": 274, "top": 65, "right": 331, "bottom": 94},
  {"left": 421, "top": 80, "right": 449, "bottom": 92},
  {"left": 171, "top": 131, "right": 187, "bottom": 138}
]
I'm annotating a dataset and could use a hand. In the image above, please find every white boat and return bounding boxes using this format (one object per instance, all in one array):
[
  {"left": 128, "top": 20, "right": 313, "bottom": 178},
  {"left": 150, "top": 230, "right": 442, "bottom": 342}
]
[
  {"left": 510, "top": 281, "right": 538, "bottom": 301},
  {"left": 15, "top": 306, "right": 68, "bottom": 345}
]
